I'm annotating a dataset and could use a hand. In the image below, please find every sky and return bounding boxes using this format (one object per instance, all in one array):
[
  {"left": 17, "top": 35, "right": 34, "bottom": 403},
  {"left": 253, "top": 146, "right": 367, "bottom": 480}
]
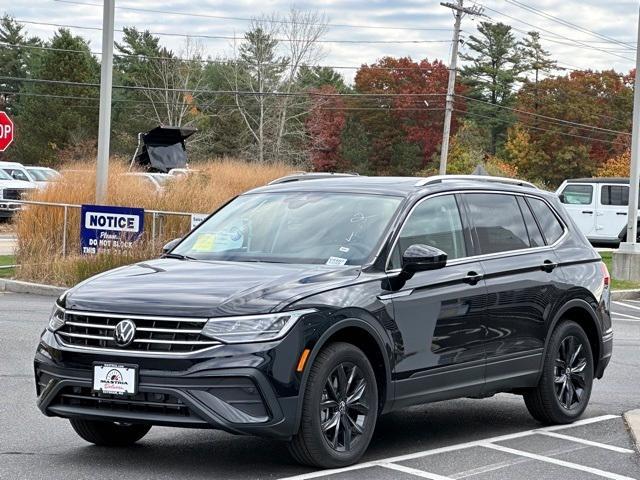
[{"left": 3, "top": 0, "right": 639, "bottom": 83}]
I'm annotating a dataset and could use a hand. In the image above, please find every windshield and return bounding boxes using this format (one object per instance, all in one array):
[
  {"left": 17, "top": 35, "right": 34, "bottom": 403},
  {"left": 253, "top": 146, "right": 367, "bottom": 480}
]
[
  {"left": 2, "top": 168, "right": 31, "bottom": 182},
  {"left": 0, "top": 169, "right": 11, "bottom": 180},
  {"left": 173, "top": 192, "right": 402, "bottom": 265},
  {"left": 26, "top": 168, "right": 50, "bottom": 181}
]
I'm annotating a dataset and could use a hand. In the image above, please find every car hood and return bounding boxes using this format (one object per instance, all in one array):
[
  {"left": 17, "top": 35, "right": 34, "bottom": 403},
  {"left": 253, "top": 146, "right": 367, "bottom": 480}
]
[
  {"left": 65, "top": 258, "right": 362, "bottom": 317},
  {"left": 0, "top": 179, "right": 36, "bottom": 190}
]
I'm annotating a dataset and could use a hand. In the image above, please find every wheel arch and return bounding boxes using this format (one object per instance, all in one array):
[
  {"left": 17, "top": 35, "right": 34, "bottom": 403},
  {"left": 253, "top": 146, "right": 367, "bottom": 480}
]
[
  {"left": 293, "top": 318, "right": 393, "bottom": 435},
  {"left": 541, "top": 298, "right": 603, "bottom": 382}
]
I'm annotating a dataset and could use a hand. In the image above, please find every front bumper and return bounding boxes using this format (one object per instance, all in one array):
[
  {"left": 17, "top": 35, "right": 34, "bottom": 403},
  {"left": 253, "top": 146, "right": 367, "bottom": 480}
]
[
  {"left": 0, "top": 202, "right": 21, "bottom": 217},
  {"left": 34, "top": 331, "right": 303, "bottom": 439}
]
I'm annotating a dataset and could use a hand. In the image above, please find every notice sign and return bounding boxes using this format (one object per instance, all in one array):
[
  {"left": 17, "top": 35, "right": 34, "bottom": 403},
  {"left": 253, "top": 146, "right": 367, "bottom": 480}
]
[
  {"left": 191, "top": 213, "right": 208, "bottom": 230},
  {"left": 81, "top": 204, "right": 145, "bottom": 255}
]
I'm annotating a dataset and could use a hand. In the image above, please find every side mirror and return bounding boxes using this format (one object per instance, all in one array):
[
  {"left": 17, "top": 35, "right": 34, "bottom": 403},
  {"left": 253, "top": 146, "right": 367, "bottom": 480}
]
[
  {"left": 401, "top": 244, "right": 447, "bottom": 278},
  {"left": 162, "top": 238, "right": 181, "bottom": 254},
  {"left": 558, "top": 193, "right": 566, "bottom": 204}
]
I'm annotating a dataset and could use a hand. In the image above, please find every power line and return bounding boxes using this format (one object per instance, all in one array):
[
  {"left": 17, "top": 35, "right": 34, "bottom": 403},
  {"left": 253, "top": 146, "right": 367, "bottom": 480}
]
[
  {"left": 13, "top": 19, "right": 453, "bottom": 45},
  {"left": 0, "top": 76, "right": 448, "bottom": 98},
  {"left": 467, "top": 1, "right": 635, "bottom": 63},
  {"left": 453, "top": 108, "right": 627, "bottom": 146},
  {"left": 504, "top": 0, "right": 634, "bottom": 50},
  {"left": 0, "top": 41, "right": 460, "bottom": 72},
  {"left": 52, "top": 0, "right": 452, "bottom": 33},
  {"left": 0, "top": 90, "right": 448, "bottom": 112},
  {"left": 455, "top": 94, "right": 631, "bottom": 136}
]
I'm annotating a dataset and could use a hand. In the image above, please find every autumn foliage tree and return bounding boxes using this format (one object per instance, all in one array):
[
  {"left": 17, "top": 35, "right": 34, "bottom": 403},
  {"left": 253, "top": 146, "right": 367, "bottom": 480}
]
[
  {"left": 597, "top": 150, "right": 630, "bottom": 177},
  {"left": 306, "top": 86, "right": 346, "bottom": 171},
  {"left": 353, "top": 57, "right": 464, "bottom": 174}
]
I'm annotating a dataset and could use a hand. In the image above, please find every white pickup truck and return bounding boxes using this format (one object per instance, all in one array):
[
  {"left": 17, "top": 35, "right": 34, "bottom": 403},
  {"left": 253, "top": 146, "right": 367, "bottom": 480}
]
[
  {"left": 556, "top": 177, "right": 635, "bottom": 245},
  {"left": 0, "top": 168, "right": 36, "bottom": 218}
]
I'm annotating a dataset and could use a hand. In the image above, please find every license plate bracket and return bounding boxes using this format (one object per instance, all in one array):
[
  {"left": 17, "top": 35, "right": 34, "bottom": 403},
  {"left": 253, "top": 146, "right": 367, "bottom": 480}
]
[{"left": 92, "top": 363, "right": 138, "bottom": 396}]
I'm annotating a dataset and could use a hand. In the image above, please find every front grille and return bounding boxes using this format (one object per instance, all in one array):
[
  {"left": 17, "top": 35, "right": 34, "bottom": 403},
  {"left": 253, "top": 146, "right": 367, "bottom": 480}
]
[
  {"left": 56, "top": 310, "right": 220, "bottom": 353},
  {"left": 3, "top": 188, "right": 26, "bottom": 200},
  {"left": 53, "top": 386, "right": 193, "bottom": 417}
]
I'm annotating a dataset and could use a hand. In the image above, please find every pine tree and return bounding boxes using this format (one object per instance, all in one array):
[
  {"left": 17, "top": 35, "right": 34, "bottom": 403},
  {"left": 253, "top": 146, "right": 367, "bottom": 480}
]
[
  {"left": 460, "top": 22, "right": 524, "bottom": 154},
  {"left": 520, "top": 31, "right": 557, "bottom": 117}
]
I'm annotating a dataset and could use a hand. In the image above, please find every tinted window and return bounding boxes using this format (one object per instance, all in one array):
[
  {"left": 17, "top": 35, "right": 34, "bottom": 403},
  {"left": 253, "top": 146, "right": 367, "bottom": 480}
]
[
  {"left": 600, "top": 185, "right": 629, "bottom": 206},
  {"left": 389, "top": 195, "right": 466, "bottom": 269},
  {"left": 560, "top": 184, "right": 593, "bottom": 205},
  {"left": 527, "top": 197, "right": 565, "bottom": 245},
  {"left": 517, "top": 196, "right": 545, "bottom": 247},
  {"left": 465, "top": 193, "right": 530, "bottom": 254}
]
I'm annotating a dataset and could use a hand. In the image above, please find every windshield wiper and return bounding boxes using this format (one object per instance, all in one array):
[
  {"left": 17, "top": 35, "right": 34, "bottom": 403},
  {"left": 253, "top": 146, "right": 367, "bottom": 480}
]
[{"left": 163, "top": 252, "right": 197, "bottom": 261}]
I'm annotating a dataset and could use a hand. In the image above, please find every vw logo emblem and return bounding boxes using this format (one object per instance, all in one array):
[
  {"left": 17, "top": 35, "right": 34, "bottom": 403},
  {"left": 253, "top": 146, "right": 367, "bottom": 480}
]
[{"left": 113, "top": 319, "right": 136, "bottom": 347}]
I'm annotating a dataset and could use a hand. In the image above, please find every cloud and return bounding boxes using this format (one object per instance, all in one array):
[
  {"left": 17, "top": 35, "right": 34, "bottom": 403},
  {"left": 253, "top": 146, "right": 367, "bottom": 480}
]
[{"left": 4, "top": 0, "right": 638, "bottom": 83}]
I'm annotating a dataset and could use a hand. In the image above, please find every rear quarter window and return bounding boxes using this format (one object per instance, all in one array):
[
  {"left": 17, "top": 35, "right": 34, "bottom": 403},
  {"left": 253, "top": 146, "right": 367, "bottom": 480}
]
[{"left": 527, "top": 197, "right": 565, "bottom": 245}]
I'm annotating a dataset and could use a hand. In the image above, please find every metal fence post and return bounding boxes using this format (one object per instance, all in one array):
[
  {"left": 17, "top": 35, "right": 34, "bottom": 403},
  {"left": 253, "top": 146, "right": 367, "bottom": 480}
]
[
  {"left": 62, "top": 205, "right": 68, "bottom": 257},
  {"left": 151, "top": 212, "right": 156, "bottom": 249}
]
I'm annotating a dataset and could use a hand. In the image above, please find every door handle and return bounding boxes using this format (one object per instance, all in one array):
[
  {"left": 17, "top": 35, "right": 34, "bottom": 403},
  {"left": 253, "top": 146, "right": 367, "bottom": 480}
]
[
  {"left": 463, "top": 271, "right": 483, "bottom": 285},
  {"left": 541, "top": 260, "right": 558, "bottom": 273},
  {"left": 582, "top": 210, "right": 593, "bottom": 214},
  {"left": 617, "top": 212, "right": 628, "bottom": 215}
]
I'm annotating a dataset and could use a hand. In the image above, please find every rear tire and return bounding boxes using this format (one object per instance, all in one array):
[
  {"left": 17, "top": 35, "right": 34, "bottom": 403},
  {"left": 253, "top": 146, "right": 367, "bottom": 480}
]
[
  {"left": 524, "top": 320, "right": 594, "bottom": 424},
  {"left": 288, "top": 342, "right": 378, "bottom": 468},
  {"left": 70, "top": 418, "right": 151, "bottom": 446}
]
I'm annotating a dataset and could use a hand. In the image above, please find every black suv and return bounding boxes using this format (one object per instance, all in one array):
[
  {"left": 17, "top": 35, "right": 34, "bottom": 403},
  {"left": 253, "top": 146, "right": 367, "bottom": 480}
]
[{"left": 35, "top": 175, "right": 612, "bottom": 468}]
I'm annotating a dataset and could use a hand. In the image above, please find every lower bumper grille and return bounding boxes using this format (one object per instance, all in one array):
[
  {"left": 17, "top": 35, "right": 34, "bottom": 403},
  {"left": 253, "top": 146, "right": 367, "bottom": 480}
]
[{"left": 53, "top": 386, "right": 192, "bottom": 417}]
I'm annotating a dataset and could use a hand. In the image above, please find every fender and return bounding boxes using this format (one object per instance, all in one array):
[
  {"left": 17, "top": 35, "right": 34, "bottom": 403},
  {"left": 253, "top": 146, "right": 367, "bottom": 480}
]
[
  {"left": 537, "top": 297, "right": 603, "bottom": 383},
  {"left": 292, "top": 317, "right": 394, "bottom": 436}
]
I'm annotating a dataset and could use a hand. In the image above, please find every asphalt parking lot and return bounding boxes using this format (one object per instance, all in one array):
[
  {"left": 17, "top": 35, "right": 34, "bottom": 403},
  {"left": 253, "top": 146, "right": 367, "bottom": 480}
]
[{"left": 1, "top": 292, "right": 639, "bottom": 480}]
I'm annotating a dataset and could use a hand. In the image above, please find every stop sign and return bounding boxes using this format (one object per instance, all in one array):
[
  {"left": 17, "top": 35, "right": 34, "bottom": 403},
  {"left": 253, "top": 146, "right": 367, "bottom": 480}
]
[{"left": 0, "top": 111, "right": 14, "bottom": 152}]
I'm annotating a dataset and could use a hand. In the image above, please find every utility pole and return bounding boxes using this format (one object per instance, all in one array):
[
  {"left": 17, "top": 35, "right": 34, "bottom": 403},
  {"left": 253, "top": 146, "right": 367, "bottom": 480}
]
[
  {"left": 613, "top": 6, "right": 640, "bottom": 281},
  {"left": 95, "top": 0, "right": 115, "bottom": 204},
  {"left": 439, "top": 1, "right": 483, "bottom": 175}
]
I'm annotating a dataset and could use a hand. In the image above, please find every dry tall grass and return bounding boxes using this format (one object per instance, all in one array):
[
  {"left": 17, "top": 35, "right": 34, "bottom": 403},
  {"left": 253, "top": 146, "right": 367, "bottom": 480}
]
[{"left": 15, "top": 159, "right": 293, "bottom": 286}]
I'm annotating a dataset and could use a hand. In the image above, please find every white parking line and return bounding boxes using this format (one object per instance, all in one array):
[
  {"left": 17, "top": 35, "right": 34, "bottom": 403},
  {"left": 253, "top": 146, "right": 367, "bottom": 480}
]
[
  {"left": 379, "top": 462, "right": 454, "bottom": 479},
  {"left": 537, "top": 431, "right": 635, "bottom": 454},
  {"left": 613, "top": 301, "right": 640, "bottom": 312},
  {"left": 278, "top": 415, "right": 619, "bottom": 480},
  {"left": 613, "top": 311, "right": 640, "bottom": 320},
  {"left": 481, "top": 443, "right": 637, "bottom": 480}
]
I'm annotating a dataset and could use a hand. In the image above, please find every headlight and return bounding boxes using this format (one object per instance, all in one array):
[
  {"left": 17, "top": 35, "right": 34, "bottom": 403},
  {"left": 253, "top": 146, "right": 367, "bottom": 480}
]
[
  {"left": 201, "top": 309, "right": 316, "bottom": 344},
  {"left": 48, "top": 304, "right": 66, "bottom": 332}
]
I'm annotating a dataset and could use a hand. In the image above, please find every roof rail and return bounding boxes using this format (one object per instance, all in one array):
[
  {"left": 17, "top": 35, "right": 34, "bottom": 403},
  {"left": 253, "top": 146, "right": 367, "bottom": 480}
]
[
  {"left": 268, "top": 172, "right": 358, "bottom": 185},
  {"left": 414, "top": 175, "right": 538, "bottom": 190}
]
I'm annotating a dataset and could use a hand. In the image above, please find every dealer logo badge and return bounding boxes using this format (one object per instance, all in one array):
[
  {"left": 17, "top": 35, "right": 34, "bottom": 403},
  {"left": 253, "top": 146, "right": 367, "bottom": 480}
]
[{"left": 113, "top": 319, "right": 136, "bottom": 347}]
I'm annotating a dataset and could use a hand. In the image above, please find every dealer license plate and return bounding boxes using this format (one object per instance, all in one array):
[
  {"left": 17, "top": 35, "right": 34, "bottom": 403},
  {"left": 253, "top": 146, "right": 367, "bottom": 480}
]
[{"left": 92, "top": 363, "right": 138, "bottom": 395}]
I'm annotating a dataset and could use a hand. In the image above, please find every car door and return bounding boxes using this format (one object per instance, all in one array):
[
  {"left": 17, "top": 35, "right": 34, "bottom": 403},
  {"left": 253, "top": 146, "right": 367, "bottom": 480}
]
[
  {"left": 596, "top": 183, "right": 629, "bottom": 241},
  {"left": 461, "top": 192, "right": 566, "bottom": 393},
  {"left": 558, "top": 183, "right": 595, "bottom": 238},
  {"left": 386, "top": 193, "right": 487, "bottom": 408}
]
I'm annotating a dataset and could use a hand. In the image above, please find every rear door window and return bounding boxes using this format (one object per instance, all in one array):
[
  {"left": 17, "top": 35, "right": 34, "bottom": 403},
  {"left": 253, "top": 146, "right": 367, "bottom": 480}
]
[
  {"left": 600, "top": 185, "right": 629, "bottom": 206},
  {"left": 527, "top": 197, "right": 565, "bottom": 245},
  {"left": 464, "top": 193, "right": 530, "bottom": 254},
  {"left": 560, "top": 184, "right": 593, "bottom": 205}
]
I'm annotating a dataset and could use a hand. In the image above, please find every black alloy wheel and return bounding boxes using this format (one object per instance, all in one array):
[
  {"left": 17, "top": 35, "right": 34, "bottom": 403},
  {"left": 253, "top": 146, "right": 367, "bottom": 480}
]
[
  {"left": 524, "top": 320, "right": 594, "bottom": 424},
  {"left": 288, "top": 342, "right": 378, "bottom": 468},
  {"left": 554, "top": 335, "right": 588, "bottom": 410},
  {"left": 320, "top": 362, "right": 370, "bottom": 452}
]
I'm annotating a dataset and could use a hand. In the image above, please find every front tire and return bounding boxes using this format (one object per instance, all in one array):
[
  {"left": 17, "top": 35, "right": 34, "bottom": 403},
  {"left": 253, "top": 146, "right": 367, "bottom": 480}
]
[
  {"left": 70, "top": 418, "right": 151, "bottom": 446},
  {"left": 288, "top": 342, "right": 378, "bottom": 468},
  {"left": 524, "top": 320, "right": 594, "bottom": 424}
]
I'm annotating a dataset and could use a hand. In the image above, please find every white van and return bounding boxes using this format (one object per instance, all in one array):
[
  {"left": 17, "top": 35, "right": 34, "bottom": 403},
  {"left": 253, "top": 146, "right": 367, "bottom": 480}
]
[{"left": 556, "top": 177, "right": 634, "bottom": 245}]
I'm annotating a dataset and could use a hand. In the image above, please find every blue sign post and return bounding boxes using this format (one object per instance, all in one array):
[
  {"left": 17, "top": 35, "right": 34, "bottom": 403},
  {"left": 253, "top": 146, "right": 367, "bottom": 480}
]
[{"left": 80, "top": 204, "right": 145, "bottom": 255}]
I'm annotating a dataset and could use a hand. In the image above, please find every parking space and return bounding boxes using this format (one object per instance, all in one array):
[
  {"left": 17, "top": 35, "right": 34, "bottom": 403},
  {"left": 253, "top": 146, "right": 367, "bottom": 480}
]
[{"left": 282, "top": 416, "right": 639, "bottom": 480}]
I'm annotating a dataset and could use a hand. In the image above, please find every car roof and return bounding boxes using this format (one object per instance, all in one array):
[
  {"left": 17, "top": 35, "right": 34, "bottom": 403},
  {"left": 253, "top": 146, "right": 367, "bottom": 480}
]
[
  {"left": 565, "top": 177, "right": 629, "bottom": 184},
  {"left": 0, "top": 161, "right": 26, "bottom": 168},
  {"left": 250, "top": 175, "right": 542, "bottom": 197}
]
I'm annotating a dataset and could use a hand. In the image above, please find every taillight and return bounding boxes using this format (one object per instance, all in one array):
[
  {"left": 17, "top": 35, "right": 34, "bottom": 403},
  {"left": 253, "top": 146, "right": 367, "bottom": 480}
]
[{"left": 601, "top": 262, "right": 610, "bottom": 287}]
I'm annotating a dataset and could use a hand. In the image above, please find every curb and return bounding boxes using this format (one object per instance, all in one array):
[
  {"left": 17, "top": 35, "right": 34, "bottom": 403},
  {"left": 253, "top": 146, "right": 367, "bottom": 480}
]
[
  {"left": 611, "top": 289, "right": 640, "bottom": 300},
  {"left": 623, "top": 409, "right": 640, "bottom": 453},
  {"left": 0, "top": 278, "right": 65, "bottom": 297}
]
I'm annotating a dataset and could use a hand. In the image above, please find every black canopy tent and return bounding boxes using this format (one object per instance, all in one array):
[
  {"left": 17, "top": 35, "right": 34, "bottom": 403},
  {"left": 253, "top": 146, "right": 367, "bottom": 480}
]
[{"left": 130, "top": 126, "right": 197, "bottom": 173}]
